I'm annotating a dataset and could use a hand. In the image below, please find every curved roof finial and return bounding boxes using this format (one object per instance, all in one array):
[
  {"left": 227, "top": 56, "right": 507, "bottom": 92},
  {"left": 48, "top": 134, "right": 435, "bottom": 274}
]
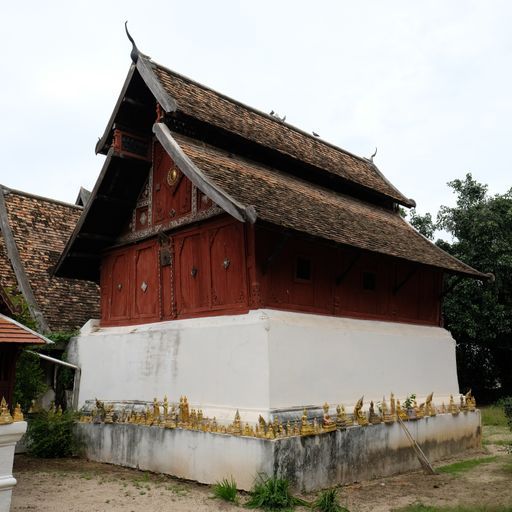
[{"left": 125, "top": 21, "right": 140, "bottom": 63}]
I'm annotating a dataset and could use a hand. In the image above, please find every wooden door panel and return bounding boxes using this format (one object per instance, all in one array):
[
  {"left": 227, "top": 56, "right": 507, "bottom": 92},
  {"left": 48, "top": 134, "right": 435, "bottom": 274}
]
[
  {"left": 110, "top": 251, "right": 131, "bottom": 320},
  {"left": 176, "top": 233, "right": 210, "bottom": 314},
  {"left": 133, "top": 243, "right": 160, "bottom": 320},
  {"left": 209, "top": 223, "right": 247, "bottom": 308}
]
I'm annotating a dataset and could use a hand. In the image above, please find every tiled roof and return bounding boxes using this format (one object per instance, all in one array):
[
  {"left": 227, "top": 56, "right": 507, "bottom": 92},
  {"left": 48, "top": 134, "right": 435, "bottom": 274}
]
[
  {"left": 151, "top": 61, "right": 414, "bottom": 207},
  {"left": 173, "top": 134, "right": 485, "bottom": 278},
  {"left": 0, "top": 313, "right": 47, "bottom": 345},
  {"left": 0, "top": 188, "right": 99, "bottom": 332}
]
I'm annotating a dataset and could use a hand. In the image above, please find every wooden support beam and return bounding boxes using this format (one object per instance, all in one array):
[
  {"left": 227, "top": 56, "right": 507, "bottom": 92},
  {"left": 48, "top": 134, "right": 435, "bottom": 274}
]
[
  {"left": 122, "top": 97, "right": 146, "bottom": 109},
  {"left": 68, "top": 252, "right": 101, "bottom": 260},
  {"left": 77, "top": 233, "right": 115, "bottom": 243},
  {"left": 393, "top": 268, "right": 417, "bottom": 295},
  {"left": 95, "top": 194, "right": 133, "bottom": 206},
  {"left": 0, "top": 187, "right": 50, "bottom": 333},
  {"left": 335, "top": 253, "right": 361, "bottom": 285}
]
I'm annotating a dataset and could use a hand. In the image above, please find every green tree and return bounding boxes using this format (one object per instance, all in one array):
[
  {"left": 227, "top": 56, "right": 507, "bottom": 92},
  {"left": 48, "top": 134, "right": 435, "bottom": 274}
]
[
  {"left": 408, "top": 208, "right": 436, "bottom": 240},
  {"left": 436, "top": 174, "right": 512, "bottom": 400}
]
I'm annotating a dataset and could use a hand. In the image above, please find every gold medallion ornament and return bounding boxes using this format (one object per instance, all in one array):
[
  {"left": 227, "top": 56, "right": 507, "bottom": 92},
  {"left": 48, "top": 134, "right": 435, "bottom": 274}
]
[{"left": 167, "top": 166, "right": 179, "bottom": 186}]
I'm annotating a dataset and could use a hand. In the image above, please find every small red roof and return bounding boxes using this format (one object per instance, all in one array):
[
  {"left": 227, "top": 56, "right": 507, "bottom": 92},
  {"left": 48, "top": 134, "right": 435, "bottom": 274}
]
[{"left": 0, "top": 314, "right": 49, "bottom": 345}]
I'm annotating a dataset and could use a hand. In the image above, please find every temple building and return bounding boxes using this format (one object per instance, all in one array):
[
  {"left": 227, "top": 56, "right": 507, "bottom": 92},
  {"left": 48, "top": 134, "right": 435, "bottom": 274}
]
[{"left": 56, "top": 39, "right": 485, "bottom": 434}]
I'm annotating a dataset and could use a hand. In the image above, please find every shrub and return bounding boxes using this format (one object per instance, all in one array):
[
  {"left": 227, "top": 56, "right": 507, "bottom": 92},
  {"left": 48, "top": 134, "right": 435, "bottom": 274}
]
[
  {"left": 313, "top": 489, "right": 349, "bottom": 512},
  {"left": 14, "top": 350, "right": 47, "bottom": 412},
  {"left": 497, "top": 397, "right": 512, "bottom": 430},
  {"left": 212, "top": 477, "right": 238, "bottom": 503},
  {"left": 247, "top": 474, "right": 306, "bottom": 511},
  {"left": 27, "top": 408, "right": 79, "bottom": 458}
]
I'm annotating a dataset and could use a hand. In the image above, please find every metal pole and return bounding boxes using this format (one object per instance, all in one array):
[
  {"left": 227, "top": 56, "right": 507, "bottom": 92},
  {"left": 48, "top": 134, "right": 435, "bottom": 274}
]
[{"left": 26, "top": 350, "right": 81, "bottom": 410}]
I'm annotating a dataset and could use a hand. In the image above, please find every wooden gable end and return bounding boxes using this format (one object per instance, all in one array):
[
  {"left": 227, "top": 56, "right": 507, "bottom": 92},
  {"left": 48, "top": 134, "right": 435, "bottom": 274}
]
[{"left": 118, "top": 140, "right": 223, "bottom": 244}]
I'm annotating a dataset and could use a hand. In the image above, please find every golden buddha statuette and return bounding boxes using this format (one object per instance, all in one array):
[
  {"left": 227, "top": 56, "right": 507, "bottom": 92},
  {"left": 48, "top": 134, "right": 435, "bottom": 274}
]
[
  {"left": 104, "top": 405, "right": 114, "bottom": 424},
  {"left": 153, "top": 398, "right": 160, "bottom": 420},
  {"left": 381, "top": 397, "right": 394, "bottom": 424},
  {"left": 272, "top": 417, "right": 279, "bottom": 436},
  {"left": 232, "top": 410, "right": 242, "bottom": 435},
  {"left": 322, "top": 402, "right": 337, "bottom": 432},
  {"left": 13, "top": 403, "right": 24, "bottom": 422},
  {"left": 335, "top": 404, "right": 348, "bottom": 428},
  {"left": 465, "top": 389, "right": 476, "bottom": 411},
  {"left": 0, "top": 398, "right": 13, "bottom": 425},
  {"left": 354, "top": 396, "right": 369, "bottom": 426},
  {"left": 368, "top": 401, "right": 381, "bottom": 425},
  {"left": 300, "top": 408, "right": 314, "bottom": 435},
  {"left": 396, "top": 400, "right": 408, "bottom": 421},
  {"left": 449, "top": 395, "right": 459, "bottom": 415}
]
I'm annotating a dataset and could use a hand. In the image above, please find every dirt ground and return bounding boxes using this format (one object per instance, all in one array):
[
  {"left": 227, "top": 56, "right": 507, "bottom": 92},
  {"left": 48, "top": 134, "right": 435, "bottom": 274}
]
[{"left": 11, "top": 426, "right": 512, "bottom": 512}]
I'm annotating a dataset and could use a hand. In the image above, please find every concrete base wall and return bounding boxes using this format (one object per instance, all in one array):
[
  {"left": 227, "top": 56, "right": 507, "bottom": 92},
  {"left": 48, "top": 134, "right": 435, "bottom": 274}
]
[
  {"left": 77, "top": 412, "right": 481, "bottom": 492},
  {"left": 70, "top": 310, "right": 460, "bottom": 423}
]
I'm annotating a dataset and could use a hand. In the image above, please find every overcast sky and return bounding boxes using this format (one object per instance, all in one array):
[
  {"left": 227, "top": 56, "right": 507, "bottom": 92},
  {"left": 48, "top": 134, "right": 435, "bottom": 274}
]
[{"left": 1, "top": 1, "right": 510, "bottom": 221}]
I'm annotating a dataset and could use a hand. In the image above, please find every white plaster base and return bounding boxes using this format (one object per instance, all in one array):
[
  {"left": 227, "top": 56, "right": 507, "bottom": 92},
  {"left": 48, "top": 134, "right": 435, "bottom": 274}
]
[
  {"left": 77, "top": 411, "right": 481, "bottom": 492},
  {"left": 69, "top": 310, "right": 461, "bottom": 422},
  {"left": 0, "top": 421, "right": 27, "bottom": 512}
]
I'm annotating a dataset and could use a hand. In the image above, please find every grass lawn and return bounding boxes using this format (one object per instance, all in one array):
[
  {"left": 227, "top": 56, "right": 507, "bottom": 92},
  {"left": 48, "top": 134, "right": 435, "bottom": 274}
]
[{"left": 481, "top": 405, "right": 508, "bottom": 427}]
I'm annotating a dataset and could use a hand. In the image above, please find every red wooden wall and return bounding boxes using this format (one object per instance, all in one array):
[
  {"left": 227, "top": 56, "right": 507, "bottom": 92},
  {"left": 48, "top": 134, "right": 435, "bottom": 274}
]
[
  {"left": 254, "top": 226, "right": 442, "bottom": 326},
  {"left": 101, "top": 221, "right": 442, "bottom": 327},
  {"left": 101, "top": 217, "right": 249, "bottom": 326}
]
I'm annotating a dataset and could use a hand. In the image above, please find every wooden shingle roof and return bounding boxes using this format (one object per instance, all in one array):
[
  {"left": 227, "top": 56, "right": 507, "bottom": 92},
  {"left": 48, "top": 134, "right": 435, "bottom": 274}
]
[
  {"left": 0, "top": 187, "right": 99, "bottom": 332},
  {"left": 171, "top": 132, "right": 485, "bottom": 279},
  {"left": 151, "top": 62, "right": 414, "bottom": 207}
]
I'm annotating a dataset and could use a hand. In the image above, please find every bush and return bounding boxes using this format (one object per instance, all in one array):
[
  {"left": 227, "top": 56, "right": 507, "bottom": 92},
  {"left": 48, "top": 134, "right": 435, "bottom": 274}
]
[
  {"left": 27, "top": 408, "right": 79, "bottom": 458},
  {"left": 497, "top": 397, "right": 512, "bottom": 430},
  {"left": 212, "top": 477, "right": 238, "bottom": 503},
  {"left": 14, "top": 350, "right": 47, "bottom": 412},
  {"left": 247, "top": 474, "right": 306, "bottom": 511}
]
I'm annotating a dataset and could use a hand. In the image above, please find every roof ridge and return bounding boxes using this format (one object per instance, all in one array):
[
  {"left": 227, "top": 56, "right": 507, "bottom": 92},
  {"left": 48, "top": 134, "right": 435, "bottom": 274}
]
[{"left": 0, "top": 185, "right": 83, "bottom": 210}]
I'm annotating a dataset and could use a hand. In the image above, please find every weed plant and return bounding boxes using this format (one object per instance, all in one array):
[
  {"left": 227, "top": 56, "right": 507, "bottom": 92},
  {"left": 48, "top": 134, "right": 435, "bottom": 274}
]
[
  {"left": 247, "top": 474, "right": 306, "bottom": 511},
  {"left": 212, "top": 477, "right": 238, "bottom": 503},
  {"left": 313, "top": 489, "right": 349, "bottom": 512}
]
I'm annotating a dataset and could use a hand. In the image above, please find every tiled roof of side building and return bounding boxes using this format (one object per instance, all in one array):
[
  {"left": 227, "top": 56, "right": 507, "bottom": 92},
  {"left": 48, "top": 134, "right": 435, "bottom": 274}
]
[
  {"left": 0, "top": 313, "right": 48, "bottom": 345},
  {"left": 0, "top": 188, "right": 99, "bottom": 332},
  {"left": 150, "top": 61, "right": 414, "bottom": 207},
  {"left": 173, "top": 133, "right": 485, "bottom": 279}
]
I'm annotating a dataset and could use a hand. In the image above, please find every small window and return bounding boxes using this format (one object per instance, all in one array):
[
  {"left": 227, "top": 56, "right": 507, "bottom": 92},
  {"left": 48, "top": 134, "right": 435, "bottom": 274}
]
[
  {"left": 295, "top": 257, "right": 312, "bottom": 281},
  {"left": 362, "top": 272, "right": 376, "bottom": 291}
]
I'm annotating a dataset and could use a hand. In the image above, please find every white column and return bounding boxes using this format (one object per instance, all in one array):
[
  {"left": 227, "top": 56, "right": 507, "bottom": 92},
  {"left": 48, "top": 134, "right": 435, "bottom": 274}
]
[{"left": 0, "top": 422, "right": 27, "bottom": 512}]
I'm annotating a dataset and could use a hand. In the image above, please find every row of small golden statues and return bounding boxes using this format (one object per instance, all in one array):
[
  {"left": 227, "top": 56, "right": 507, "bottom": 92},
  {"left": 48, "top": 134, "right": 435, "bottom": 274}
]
[
  {"left": 0, "top": 397, "right": 24, "bottom": 425},
  {"left": 79, "top": 391, "right": 477, "bottom": 438}
]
